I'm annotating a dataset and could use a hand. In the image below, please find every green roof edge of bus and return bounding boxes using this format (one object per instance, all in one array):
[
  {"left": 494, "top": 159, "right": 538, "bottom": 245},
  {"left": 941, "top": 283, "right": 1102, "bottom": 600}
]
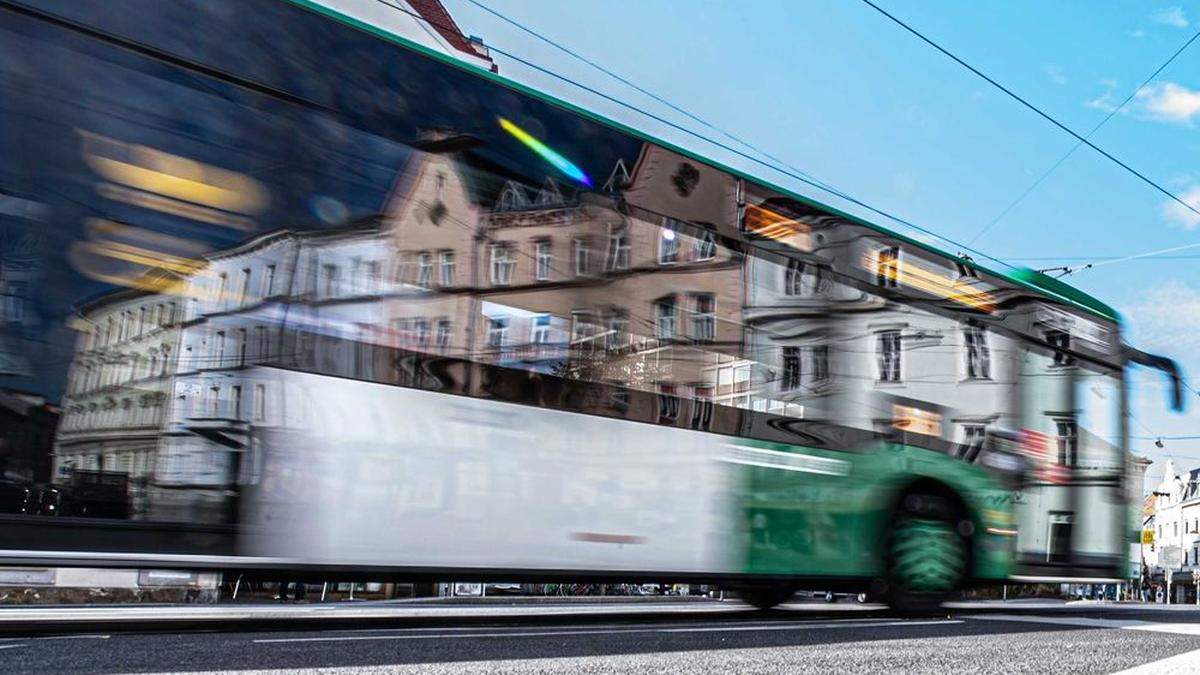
[
  {"left": 281, "top": 0, "right": 1121, "bottom": 325},
  {"left": 1007, "top": 268, "right": 1119, "bottom": 322}
]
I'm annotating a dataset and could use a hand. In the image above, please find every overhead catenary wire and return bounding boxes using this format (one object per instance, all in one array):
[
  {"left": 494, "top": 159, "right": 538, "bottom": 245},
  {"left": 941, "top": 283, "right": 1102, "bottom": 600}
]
[
  {"left": 968, "top": 26, "right": 1200, "bottom": 246},
  {"left": 363, "top": 0, "right": 1016, "bottom": 271},
  {"left": 859, "top": 0, "right": 1200, "bottom": 227},
  {"left": 459, "top": 0, "right": 841, "bottom": 198}
]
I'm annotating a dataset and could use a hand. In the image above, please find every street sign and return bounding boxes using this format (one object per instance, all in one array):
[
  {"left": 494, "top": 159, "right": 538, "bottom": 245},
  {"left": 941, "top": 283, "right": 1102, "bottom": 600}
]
[
  {"left": 1142, "top": 529, "right": 1155, "bottom": 545},
  {"left": 1161, "top": 545, "right": 1182, "bottom": 568}
]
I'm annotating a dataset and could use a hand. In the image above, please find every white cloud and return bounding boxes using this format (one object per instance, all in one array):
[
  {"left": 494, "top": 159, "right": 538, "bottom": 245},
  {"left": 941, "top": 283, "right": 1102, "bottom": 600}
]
[
  {"left": 1152, "top": 6, "right": 1190, "bottom": 27},
  {"left": 1136, "top": 81, "right": 1200, "bottom": 124},
  {"left": 1131, "top": 29, "right": 1147, "bottom": 38},
  {"left": 1100, "top": 78, "right": 1119, "bottom": 89},
  {"left": 1126, "top": 279, "right": 1200, "bottom": 352},
  {"left": 1086, "top": 90, "right": 1119, "bottom": 113},
  {"left": 1161, "top": 184, "right": 1200, "bottom": 229},
  {"left": 1046, "top": 64, "right": 1068, "bottom": 85}
]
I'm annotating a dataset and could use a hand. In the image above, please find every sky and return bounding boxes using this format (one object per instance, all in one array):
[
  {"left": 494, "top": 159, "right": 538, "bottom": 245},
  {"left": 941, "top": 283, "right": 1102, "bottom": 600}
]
[{"left": 439, "top": 0, "right": 1200, "bottom": 484}]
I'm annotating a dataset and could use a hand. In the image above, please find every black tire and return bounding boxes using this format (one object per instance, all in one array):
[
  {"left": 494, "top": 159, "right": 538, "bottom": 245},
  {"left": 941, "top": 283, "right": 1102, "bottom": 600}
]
[
  {"left": 739, "top": 584, "right": 795, "bottom": 610},
  {"left": 884, "top": 491, "right": 971, "bottom": 615}
]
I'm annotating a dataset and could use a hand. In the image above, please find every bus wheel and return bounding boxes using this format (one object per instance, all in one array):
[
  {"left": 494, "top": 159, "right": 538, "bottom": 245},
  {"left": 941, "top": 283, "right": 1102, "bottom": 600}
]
[
  {"left": 739, "top": 584, "right": 795, "bottom": 610},
  {"left": 885, "top": 491, "right": 969, "bottom": 614}
]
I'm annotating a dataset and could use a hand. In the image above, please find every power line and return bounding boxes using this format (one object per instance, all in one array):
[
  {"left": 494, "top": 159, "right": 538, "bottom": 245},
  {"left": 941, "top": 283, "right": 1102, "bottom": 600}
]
[
  {"left": 859, "top": 0, "right": 1200, "bottom": 226},
  {"left": 459, "top": 0, "right": 839, "bottom": 197},
  {"left": 968, "top": 27, "right": 1200, "bottom": 246},
  {"left": 364, "top": 0, "right": 1015, "bottom": 270}
]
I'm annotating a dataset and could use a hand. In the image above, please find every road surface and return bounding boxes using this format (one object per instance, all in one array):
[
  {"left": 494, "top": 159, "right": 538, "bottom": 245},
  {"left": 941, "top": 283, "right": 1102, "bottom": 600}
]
[{"left": 2, "top": 600, "right": 1199, "bottom": 673}]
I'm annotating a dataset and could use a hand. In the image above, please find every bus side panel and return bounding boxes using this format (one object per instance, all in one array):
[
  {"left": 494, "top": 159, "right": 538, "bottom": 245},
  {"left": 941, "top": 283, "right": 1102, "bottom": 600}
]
[{"left": 240, "top": 368, "right": 740, "bottom": 575}]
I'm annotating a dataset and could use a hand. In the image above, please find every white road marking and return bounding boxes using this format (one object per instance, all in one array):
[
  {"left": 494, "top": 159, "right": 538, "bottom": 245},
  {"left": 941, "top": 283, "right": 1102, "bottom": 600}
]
[
  {"left": 252, "top": 619, "right": 960, "bottom": 644},
  {"left": 969, "top": 614, "right": 1200, "bottom": 636},
  {"left": 1112, "top": 647, "right": 1200, "bottom": 674},
  {"left": 0, "top": 644, "right": 26, "bottom": 650},
  {"left": 37, "top": 634, "right": 111, "bottom": 640},
  {"left": 657, "top": 620, "right": 960, "bottom": 633}
]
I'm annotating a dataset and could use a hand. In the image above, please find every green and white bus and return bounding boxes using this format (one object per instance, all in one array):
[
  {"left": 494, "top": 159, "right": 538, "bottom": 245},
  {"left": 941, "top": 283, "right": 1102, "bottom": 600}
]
[{"left": 0, "top": 0, "right": 1183, "bottom": 611}]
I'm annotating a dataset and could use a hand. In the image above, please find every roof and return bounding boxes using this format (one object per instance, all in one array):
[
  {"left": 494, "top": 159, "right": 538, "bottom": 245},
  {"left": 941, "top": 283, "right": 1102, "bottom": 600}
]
[
  {"left": 406, "top": 0, "right": 493, "bottom": 65},
  {"left": 288, "top": 0, "right": 1119, "bottom": 324}
]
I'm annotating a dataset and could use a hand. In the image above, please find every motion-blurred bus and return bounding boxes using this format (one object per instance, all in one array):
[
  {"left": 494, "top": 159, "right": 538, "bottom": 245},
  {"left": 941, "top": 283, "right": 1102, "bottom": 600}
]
[{"left": 0, "top": 0, "right": 1183, "bottom": 611}]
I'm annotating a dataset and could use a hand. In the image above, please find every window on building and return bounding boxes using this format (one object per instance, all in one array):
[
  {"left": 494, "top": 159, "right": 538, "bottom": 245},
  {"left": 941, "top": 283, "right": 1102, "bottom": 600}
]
[
  {"left": 239, "top": 268, "right": 252, "bottom": 305},
  {"left": 232, "top": 385, "right": 242, "bottom": 420},
  {"left": 877, "top": 330, "right": 902, "bottom": 382},
  {"left": 393, "top": 255, "right": 411, "bottom": 286},
  {"left": 604, "top": 310, "right": 628, "bottom": 351},
  {"left": 811, "top": 345, "right": 830, "bottom": 382},
  {"left": 214, "top": 331, "right": 226, "bottom": 368},
  {"left": 531, "top": 314, "right": 552, "bottom": 344},
  {"left": 413, "top": 319, "right": 430, "bottom": 348},
  {"left": 573, "top": 239, "right": 592, "bottom": 276},
  {"left": 1056, "top": 419, "right": 1078, "bottom": 467},
  {"left": 535, "top": 240, "right": 553, "bottom": 281},
  {"left": 350, "top": 258, "right": 364, "bottom": 293},
  {"left": 209, "top": 386, "right": 220, "bottom": 417},
  {"left": 435, "top": 319, "right": 452, "bottom": 351},
  {"left": 964, "top": 325, "right": 991, "bottom": 379},
  {"left": 571, "top": 311, "right": 598, "bottom": 352},
  {"left": 691, "top": 386, "right": 714, "bottom": 430},
  {"left": 784, "top": 259, "right": 822, "bottom": 296},
  {"left": 606, "top": 226, "right": 630, "bottom": 271},
  {"left": 417, "top": 251, "right": 433, "bottom": 288},
  {"left": 691, "top": 293, "right": 715, "bottom": 343},
  {"left": 659, "top": 219, "right": 680, "bottom": 264},
  {"left": 782, "top": 346, "right": 802, "bottom": 391},
  {"left": 490, "top": 244, "right": 515, "bottom": 285},
  {"left": 487, "top": 317, "right": 509, "bottom": 348},
  {"left": 961, "top": 424, "right": 987, "bottom": 460},
  {"left": 655, "top": 297, "right": 677, "bottom": 341},
  {"left": 254, "top": 384, "right": 266, "bottom": 421},
  {"left": 138, "top": 306, "right": 146, "bottom": 335},
  {"left": 217, "top": 272, "right": 228, "bottom": 307},
  {"left": 694, "top": 230, "right": 717, "bottom": 261},
  {"left": 366, "top": 260, "right": 381, "bottom": 293},
  {"left": 439, "top": 250, "right": 455, "bottom": 286},
  {"left": 657, "top": 384, "right": 679, "bottom": 424},
  {"left": 256, "top": 326, "right": 269, "bottom": 361},
  {"left": 1046, "top": 330, "right": 1073, "bottom": 367},
  {"left": 876, "top": 246, "right": 900, "bottom": 288},
  {"left": 321, "top": 264, "right": 339, "bottom": 298},
  {"left": 263, "top": 264, "right": 276, "bottom": 297},
  {"left": 237, "top": 328, "right": 247, "bottom": 366}
]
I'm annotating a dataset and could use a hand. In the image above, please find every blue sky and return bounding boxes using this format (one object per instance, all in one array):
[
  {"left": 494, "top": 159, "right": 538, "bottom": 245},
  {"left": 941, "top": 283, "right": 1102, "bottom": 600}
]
[{"left": 443, "top": 0, "right": 1200, "bottom": 483}]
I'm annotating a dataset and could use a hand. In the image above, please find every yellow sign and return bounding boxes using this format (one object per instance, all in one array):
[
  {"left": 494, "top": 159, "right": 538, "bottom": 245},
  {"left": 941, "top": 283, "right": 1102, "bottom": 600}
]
[{"left": 1142, "top": 529, "right": 1155, "bottom": 545}]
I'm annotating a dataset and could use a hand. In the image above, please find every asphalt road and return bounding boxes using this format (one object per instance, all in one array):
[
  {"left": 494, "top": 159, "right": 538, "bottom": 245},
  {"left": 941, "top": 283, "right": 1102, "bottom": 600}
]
[{"left": 3, "top": 601, "right": 1200, "bottom": 674}]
